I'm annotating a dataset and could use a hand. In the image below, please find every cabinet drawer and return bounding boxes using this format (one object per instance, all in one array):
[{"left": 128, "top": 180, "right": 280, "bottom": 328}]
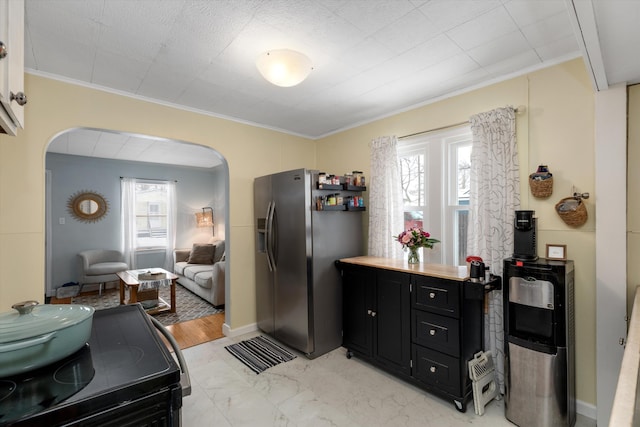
[
  {"left": 412, "top": 311, "right": 459, "bottom": 356},
  {"left": 413, "top": 345, "right": 461, "bottom": 396},
  {"left": 413, "top": 276, "right": 460, "bottom": 317}
]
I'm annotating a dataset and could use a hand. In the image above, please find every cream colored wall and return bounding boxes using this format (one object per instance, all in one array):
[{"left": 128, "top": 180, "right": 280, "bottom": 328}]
[
  {"left": 317, "top": 58, "right": 596, "bottom": 406},
  {"left": 0, "top": 59, "right": 597, "bottom": 406},
  {"left": 0, "top": 74, "right": 316, "bottom": 330},
  {"left": 629, "top": 84, "right": 640, "bottom": 315}
]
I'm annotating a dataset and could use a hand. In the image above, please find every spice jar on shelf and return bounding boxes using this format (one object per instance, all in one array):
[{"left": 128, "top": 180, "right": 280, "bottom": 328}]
[{"left": 352, "top": 171, "right": 366, "bottom": 187}]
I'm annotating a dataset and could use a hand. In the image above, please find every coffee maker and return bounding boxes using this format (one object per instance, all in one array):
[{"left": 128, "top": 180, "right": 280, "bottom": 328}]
[{"left": 513, "top": 210, "right": 538, "bottom": 261}]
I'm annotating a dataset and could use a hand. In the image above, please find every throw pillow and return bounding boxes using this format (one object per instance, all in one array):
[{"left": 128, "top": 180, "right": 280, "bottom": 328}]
[
  {"left": 187, "top": 243, "right": 215, "bottom": 264},
  {"left": 213, "top": 240, "right": 225, "bottom": 263}
]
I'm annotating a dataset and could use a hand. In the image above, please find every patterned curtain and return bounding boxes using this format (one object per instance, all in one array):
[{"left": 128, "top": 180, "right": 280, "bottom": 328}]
[
  {"left": 467, "top": 106, "right": 519, "bottom": 393},
  {"left": 368, "top": 136, "right": 405, "bottom": 258}
]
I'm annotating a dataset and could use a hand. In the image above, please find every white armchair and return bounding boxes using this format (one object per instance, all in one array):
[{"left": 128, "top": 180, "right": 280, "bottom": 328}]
[{"left": 79, "top": 249, "right": 129, "bottom": 295}]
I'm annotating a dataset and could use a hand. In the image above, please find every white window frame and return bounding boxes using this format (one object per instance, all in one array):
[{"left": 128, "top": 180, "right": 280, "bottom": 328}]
[{"left": 398, "top": 126, "right": 472, "bottom": 265}]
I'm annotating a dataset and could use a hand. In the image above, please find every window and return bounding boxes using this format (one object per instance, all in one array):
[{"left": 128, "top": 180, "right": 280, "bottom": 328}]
[
  {"left": 132, "top": 181, "right": 170, "bottom": 249},
  {"left": 398, "top": 127, "right": 472, "bottom": 265}
]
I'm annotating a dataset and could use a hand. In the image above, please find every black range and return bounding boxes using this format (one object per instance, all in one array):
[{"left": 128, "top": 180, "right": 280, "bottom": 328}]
[{"left": 0, "top": 304, "right": 184, "bottom": 426}]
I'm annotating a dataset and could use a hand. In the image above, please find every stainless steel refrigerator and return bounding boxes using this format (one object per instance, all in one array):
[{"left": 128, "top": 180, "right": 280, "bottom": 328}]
[{"left": 254, "top": 168, "right": 364, "bottom": 358}]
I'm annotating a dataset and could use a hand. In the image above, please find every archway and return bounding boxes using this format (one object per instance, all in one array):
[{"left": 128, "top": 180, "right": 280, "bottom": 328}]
[{"left": 44, "top": 127, "right": 230, "bottom": 334}]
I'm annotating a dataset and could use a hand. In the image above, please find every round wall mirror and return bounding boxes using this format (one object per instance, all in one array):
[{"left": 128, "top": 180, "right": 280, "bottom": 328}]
[{"left": 67, "top": 191, "right": 109, "bottom": 223}]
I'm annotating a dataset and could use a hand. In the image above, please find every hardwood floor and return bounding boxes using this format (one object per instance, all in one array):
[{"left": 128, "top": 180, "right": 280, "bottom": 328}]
[
  {"left": 50, "top": 291, "right": 225, "bottom": 351},
  {"left": 162, "top": 313, "right": 225, "bottom": 350}
]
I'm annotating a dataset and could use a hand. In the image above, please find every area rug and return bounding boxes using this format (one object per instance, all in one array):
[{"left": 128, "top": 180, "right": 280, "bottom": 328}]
[
  {"left": 71, "top": 284, "right": 223, "bottom": 327},
  {"left": 225, "top": 335, "right": 297, "bottom": 374}
]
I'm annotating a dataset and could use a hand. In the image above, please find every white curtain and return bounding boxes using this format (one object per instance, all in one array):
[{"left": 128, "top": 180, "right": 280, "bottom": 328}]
[
  {"left": 467, "top": 106, "right": 519, "bottom": 394},
  {"left": 121, "top": 178, "right": 177, "bottom": 271},
  {"left": 121, "top": 177, "right": 137, "bottom": 270},
  {"left": 368, "top": 136, "right": 404, "bottom": 258},
  {"left": 163, "top": 181, "right": 177, "bottom": 270}
]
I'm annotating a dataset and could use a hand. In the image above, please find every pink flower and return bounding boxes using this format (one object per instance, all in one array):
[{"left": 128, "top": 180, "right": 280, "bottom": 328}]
[{"left": 394, "top": 227, "right": 440, "bottom": 250}]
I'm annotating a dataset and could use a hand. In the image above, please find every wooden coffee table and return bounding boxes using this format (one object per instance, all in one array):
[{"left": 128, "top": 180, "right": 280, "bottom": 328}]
[{"left": 117, "top": 268, "right": 178, "bottom": 314}]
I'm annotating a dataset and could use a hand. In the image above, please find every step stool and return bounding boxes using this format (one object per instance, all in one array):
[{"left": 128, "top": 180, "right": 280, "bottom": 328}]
[{"left": 468, "top": 350, "right": 499, "bottom": 416}]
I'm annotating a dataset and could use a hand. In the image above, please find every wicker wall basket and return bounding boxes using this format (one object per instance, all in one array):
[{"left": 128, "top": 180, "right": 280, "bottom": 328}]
[
  {"left": 529, "top": 176, "right": 553, "bottom": 198},
  {"left": 555, "top": 197, "right": 588, "bottom": 227}
]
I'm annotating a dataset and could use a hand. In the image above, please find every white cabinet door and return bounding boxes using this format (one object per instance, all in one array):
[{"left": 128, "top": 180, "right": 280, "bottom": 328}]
[{"left": 0, "top": 0, "right": 25, "bottom": 135}]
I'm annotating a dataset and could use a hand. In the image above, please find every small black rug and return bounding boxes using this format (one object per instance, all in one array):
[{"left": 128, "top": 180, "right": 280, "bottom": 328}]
[{"left": 225, "top": 335, "right": 297, "bottom": 374}]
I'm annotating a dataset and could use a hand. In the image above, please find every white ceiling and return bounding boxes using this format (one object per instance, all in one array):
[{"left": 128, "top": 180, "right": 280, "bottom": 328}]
[
  {"left": 48, "top": 128, "right": 223, "bottom": 169},
  {"left": 30, "top": 0, "right": 640, "bottom": 167}
]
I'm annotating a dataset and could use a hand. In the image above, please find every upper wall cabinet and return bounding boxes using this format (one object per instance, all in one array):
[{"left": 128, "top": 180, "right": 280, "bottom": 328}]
[{"left": 0, "top": 0, "right": 25, "bottom": 136}]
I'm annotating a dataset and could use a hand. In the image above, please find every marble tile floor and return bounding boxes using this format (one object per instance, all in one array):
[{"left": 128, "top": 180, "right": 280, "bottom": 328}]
[{"left": 180, "top": 332, "right": 596, "bottom": 427}]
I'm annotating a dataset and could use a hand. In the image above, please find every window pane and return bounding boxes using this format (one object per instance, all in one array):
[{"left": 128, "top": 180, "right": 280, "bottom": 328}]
[
  {"left": 456, "top": 144, "right": 471, "bottom": 206},
  {"left": 400, "top": 153, "right": 424, "bottom": 206},
  {"left": 135, "top": 183, "right": 168, "bottom": 248},
  {"left": 455, "top": 209, "right": 469, "bottom": 266},
  {"left": 404, "top": 211, "right": 423, "bottom": 230}
]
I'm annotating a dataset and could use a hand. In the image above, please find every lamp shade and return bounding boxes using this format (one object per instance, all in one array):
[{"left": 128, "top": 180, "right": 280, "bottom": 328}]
[
  {"left": 195, "top": 207, "right": 214, "bottom": 235},
  {"left": 256, "top": 49, "right": 312, "bottom": 87}
]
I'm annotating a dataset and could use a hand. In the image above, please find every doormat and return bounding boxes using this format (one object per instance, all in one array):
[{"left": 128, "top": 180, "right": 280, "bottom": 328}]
[
  {"left": 71, "top": 285, "right": 223, "bottom": 327},
  {"left": 225, "top": 335, "right": 297, "bottom": 374}
]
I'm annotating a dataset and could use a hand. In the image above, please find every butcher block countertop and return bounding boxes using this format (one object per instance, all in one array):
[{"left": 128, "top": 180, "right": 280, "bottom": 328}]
[
  {"left": 610, "top": 285, "right": 640, "bottom": 426},
  {"left": 338, "top": 256, "right": 469, "bottom": 282}
]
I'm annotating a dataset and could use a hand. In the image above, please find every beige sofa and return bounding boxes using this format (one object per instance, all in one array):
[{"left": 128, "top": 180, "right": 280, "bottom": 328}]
[{"left": 173, "top": 240, "right": 225, "bottom": 307}]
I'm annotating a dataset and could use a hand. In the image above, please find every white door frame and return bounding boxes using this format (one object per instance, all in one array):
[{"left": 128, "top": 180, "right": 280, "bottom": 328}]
[
  {"left": 45, "top": 169, "right": 53, "bottom": 297},
  {"left": 595, "top": 84, "right": 627, "bottom": 425}
]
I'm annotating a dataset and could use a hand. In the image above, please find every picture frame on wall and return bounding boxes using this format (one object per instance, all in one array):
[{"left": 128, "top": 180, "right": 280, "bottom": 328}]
[{"left": 546, "top": 244, "right": 567, "bottom": 260}]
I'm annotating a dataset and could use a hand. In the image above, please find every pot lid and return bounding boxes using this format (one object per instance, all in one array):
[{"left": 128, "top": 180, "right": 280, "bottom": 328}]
[{"left": 0, "top": 301, "right": 94, "bottom": 344}]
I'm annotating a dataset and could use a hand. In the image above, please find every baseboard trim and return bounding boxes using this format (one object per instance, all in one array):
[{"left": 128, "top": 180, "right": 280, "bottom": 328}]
[
  {"left": 577, "top": 399, "right": 596, "bottom": 422},
  {"left": 223, "top": 322, "right": 257, "bottom": 338}
]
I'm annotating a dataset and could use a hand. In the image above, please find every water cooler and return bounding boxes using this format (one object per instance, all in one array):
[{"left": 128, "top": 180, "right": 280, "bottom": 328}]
[{"left": 503, "top": 258, "right": 575, "bottom": 427}]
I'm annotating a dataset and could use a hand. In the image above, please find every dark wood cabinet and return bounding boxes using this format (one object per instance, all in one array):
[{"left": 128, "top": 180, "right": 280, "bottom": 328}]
[
  {"left": 411, "top": 274, "right": 484, "bottom": 411},
  {"left": 341, "top": 266, "right": 410, "bottom": 376},
  {"left": 373, "top": 270, "right": 411, "bottom": 375},
  {"left": 338, "top": 258, "right": 492, "bottom": 413},
  {"left": 413, "top": 275, "right": 460, "bottom": 317},
  {"left": 341, "top": 265, "right": 374, "bottom": 357}
]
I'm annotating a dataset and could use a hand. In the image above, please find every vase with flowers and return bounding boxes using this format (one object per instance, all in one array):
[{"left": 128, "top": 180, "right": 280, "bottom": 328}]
[{"left": 395, "top": 228, "right": 440, "bottom": 264}]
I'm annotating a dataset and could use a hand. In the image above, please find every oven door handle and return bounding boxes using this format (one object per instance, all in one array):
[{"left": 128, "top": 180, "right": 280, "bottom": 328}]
[{"left": 149, "top": 315, "right": 191, "bottom": 397}]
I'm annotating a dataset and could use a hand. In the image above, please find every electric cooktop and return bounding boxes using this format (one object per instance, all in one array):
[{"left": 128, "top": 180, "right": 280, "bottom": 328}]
[{"left": 0, "top": 304, "right": 182, "bottom": 426}]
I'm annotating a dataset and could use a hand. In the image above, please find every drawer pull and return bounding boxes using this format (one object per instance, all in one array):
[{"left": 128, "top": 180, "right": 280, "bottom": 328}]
[
  {"left": 429, "top": 329, "right": 436, "bottom": 336},
  {"left": 430, "top": 366, "right": 436, "bottom": 373},
  {"left": 429, "top": 292, "right": 436, "bottom": 299}
]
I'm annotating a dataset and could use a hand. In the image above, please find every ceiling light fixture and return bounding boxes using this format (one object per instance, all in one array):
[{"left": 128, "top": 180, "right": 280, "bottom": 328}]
[{"left": 256, "top": 49, "right": 313, "bottom": 87}]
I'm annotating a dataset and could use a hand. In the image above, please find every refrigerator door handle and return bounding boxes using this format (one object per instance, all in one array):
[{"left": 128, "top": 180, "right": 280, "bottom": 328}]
[{"left": 266, "top": 201, "right": 275, "bottom": 272}]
